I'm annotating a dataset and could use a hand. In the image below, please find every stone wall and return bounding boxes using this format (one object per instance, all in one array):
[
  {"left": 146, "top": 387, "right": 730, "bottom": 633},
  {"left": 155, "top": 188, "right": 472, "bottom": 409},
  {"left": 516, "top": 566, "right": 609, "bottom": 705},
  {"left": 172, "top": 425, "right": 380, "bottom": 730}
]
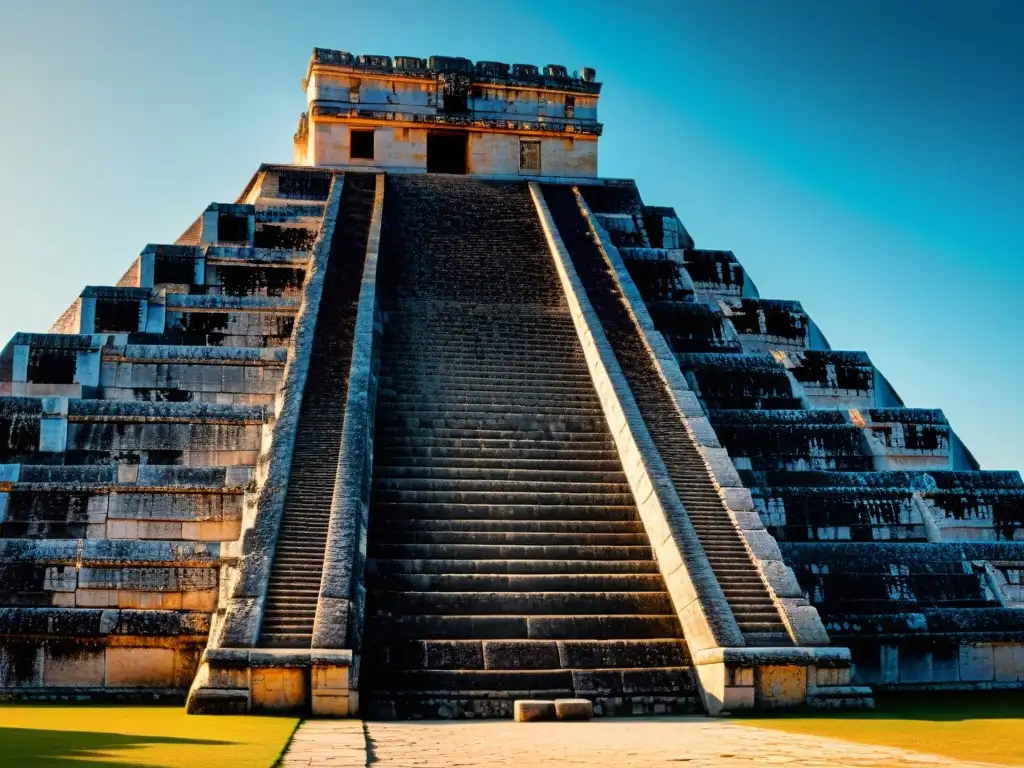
[
  {"left": 574, "top": 177, "right": 1024, "bottom": 694},
  {"left": 307, "top": 122, "right": 598, "bottom": 178},
  {"left": 299, "top": 47, "right": 602, "bottom": 177},
  {"left": 0, "top": 164, "right": 332, "bottom": 699}
]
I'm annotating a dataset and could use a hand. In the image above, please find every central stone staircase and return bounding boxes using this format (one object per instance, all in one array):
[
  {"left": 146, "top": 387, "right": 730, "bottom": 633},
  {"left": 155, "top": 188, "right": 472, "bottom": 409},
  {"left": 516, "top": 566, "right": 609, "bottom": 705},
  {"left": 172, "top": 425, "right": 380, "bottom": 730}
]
[{"left": 359, "top": 176, "right": 698, "bottom": 718}]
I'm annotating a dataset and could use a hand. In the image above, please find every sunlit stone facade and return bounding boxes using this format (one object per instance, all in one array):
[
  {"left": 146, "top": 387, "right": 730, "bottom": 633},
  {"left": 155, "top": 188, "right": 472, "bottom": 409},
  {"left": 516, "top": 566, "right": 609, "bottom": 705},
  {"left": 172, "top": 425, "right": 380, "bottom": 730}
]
[{"left": 294, "top": 49, "right": 601, "bottom": 178}]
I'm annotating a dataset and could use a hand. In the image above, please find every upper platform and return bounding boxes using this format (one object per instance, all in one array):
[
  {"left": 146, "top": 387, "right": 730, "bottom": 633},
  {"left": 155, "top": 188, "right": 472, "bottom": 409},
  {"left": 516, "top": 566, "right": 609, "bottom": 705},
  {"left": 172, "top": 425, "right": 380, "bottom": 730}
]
[{"left": 295, "top": 48, "right": 602, "bottom": 178}]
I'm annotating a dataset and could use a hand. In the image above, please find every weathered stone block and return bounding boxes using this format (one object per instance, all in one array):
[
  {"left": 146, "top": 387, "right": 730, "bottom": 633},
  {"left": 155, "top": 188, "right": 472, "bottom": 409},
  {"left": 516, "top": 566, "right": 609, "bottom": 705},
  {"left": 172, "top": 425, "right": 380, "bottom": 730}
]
[
  {"left": 993, "top": 644, "right": 1024, "bottom": 682},
  {"left": 959, "top": 644, "right": 995, "bottom": 682},
  {"left": 931, "top": 643, "right": 960, "bottom": 683},
  {"left": 484, "top": 640, "right": 558, "bottom": 670},
  {"left": 514, "top": 699, "right": 556, "bottom": 722},
  {"left": 898, "top": 647, "right": 933, "bottom": 684},
  {"left": 251, "top": 667, "right": 307, "bottom": 712},
  {"left": 105, "top": 647, "right": 176, "bottom": 687},
  {"left": 312, "top": 690, "right": 351, "bottom": 717},
  {"left": 758, "top": 665, "right": 807, "bottom": 708},
  {"left": 43, "top": 646, "right": 105, "bottom": 687},
  {"left": 554, "top": 698, "right": 593, "bottom": 720}
]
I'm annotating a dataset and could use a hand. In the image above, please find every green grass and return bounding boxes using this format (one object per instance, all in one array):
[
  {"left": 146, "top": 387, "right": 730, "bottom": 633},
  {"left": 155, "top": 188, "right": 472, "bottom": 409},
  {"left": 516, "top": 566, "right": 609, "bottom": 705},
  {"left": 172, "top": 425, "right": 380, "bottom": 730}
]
[
  {"left": 736, "top": 693, "right": 1024, "bottom": 766},
  {"left": 0, "top": 705, "right": 299, "bottom": 768}
]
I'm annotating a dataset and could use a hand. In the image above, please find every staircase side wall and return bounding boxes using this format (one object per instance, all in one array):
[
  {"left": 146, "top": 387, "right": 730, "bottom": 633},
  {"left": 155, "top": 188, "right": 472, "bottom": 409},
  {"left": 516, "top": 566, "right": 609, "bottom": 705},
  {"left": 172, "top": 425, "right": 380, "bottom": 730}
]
[{"left": 210, "top": 175, "right": 344, "bottom": 649}]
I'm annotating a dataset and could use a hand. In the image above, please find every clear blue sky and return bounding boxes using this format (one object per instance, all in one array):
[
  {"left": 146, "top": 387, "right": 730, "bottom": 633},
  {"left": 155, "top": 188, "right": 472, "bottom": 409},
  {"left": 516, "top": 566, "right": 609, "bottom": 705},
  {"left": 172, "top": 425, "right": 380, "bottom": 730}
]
[{"left": 1, "top": 0, "right": 1021, "bottom": 472}]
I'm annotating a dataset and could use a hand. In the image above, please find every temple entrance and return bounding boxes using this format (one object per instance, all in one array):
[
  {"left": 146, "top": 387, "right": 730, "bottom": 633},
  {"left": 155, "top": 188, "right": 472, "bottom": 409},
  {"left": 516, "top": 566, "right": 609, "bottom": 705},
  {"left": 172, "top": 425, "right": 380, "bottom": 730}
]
[{"left": 426, "top": 131, "right": 468, "bottom": 174}]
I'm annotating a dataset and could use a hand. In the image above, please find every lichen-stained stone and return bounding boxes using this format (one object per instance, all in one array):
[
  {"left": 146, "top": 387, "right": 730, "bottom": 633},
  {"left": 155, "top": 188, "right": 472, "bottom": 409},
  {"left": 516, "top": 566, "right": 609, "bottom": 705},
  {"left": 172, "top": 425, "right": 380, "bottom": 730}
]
[
  {"left": 958, "top": 644, "right": 996, "bottom": 682},
  {"left": 105, "top": 646, "right": 176, "bottom": 687},
  {"left": 514, "top": 699, "right": 556, "bottom": 722},
  {"left": 42, "top": 644, "right": 106, "bottom": 687},
  {"left": 554, "top": 697, "right": 593, "bottom": 720},
  {"left": 758, "top": 665, "right": 807, "bottom": 707},
  {"left": 993, "top": 643, "right": 1024, "bottom": 682},
  {"left": 251, "top": 667, "right": 307, "bottom": 712}
]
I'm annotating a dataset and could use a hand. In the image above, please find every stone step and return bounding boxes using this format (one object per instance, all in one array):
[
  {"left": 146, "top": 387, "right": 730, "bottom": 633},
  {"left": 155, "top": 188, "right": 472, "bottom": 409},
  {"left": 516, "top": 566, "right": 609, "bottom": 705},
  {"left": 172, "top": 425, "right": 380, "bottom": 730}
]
[
  {"left": 375, "top": 519, "right": 643, "bottom": 534},
  {"left": 714, "top": 586, "right": 772, "bottom": 597},
  {"left": 367, "top": 591, "right": 673, "bottom": 615},
  {"left": 360, "top": 692, "right": 700, "bottom": 719},
  {"left": 366, "top": 613, "right": 684, "bottom": 640},
  {"left": 378, "top": 404, "right": 605, "bottom": 419},
  {"left": 380, "top": 391, "right": 600, "bottom": 407},
  {"left": 383, "top": 334, "right": 581, "bottom": 348},
  {"left": 373, "top": 466, "right": 627, "bottom": 483},
  {"left": 366, "top": 558, "right": 660, "bottom": 575},
  {"left": 257, "top": 634, "right": 312, "bottom": 648},
  {"left": 372, "top": 478, "right": 632, "bottom": 494},
  {"left": 362, "top": 667, "right": 696, "bottom": 696},
  {"left": 376, "top": 420, "right": 610, "bottom": 435},
  {"left": 381, "top": 360, "right": 589, "bottom": 375},
  {"left": 376, "top": 456, "right": 625, "bottom": 471},
  {"left": 268, "top": 573, "right": 323, "bottom": 582},
  {"left": 273, "top": 543, "right": 328, "bottom": 552},
  {"left": 369, "top": 530, "right": 649, "bottom": 547},
  {"left": 264, "top": 589, "right": 321, "bottom": 599},
  {"left": 370, "top": 491, "right": 637, "bottom": 506},
  {"left": 365, "top": 638, "right": 690, "bottom": 670},
  {"left": 376, "top": 445, "right": 618, "bottom": 460},
  {"left": 370, "top": 503, "right": 638, "bottom": 522},
  {"left": 376, "top": 427, "right": 614, "bottom": 441},
  {"left": 380, "top": 375, "right": 597, "bottom": 392},
  {"left": 745, "top": 632, "right": 794, "bottom": 647},
  {"left": 368, "top": 543, "right": 652, "bottom": 561},
  {"left": 382, "top": 337, "right": 582, "bottom": 349},
  {"left": 718, "top": 594, "right": 776, "bottom": 606},
  {"left": 380, "top": 353, "right": 588, "bottom": 368},
  {"left": 736, "top": 620, "right": 790, "bottom": 633},
  {"left": 367, "top": 573, "right": 666, "bottom": 592},
  {"left": 383, "top": 333, "right": 580, "bottom": 345},
  {"left": 262, "top": 609, "right": 317, "bottom": 621},
  {"left": 712, "top": 565, "right": 767, "bottom": 576}
]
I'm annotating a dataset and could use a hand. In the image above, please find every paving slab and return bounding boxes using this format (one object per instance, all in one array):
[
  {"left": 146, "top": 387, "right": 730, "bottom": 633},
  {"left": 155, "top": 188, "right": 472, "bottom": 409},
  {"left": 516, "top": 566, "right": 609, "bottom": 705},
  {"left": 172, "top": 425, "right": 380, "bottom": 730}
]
[
  {"left": 278, "top": 720, "right": 367, "bottom": 767},
  {"left": 279, "top": 716, "right": 1009, "bottom": 768}
]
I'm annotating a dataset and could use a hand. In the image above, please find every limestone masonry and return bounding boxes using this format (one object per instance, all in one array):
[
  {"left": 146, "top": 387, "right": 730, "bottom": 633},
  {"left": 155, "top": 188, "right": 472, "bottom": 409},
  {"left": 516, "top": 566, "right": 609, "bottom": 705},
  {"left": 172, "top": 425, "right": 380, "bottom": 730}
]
[{"left": 0, "top": 47, "right": 1021, "bottom": 718}]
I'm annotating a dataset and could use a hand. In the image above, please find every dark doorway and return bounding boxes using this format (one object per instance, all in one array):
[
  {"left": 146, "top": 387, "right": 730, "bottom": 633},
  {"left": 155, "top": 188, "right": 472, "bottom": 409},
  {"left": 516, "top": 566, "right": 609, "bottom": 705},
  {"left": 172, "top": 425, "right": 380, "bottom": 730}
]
[{"left": 427, "top": 131, "right": 468, "bottom": 174}]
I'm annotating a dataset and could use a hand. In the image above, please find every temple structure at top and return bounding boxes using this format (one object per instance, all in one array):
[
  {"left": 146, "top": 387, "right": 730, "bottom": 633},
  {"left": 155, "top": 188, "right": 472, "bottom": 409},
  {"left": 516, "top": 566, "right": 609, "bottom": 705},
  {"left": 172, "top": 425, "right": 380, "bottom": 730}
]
[{"left": 293, "top": 48, "right": 602, "bottom": 177}]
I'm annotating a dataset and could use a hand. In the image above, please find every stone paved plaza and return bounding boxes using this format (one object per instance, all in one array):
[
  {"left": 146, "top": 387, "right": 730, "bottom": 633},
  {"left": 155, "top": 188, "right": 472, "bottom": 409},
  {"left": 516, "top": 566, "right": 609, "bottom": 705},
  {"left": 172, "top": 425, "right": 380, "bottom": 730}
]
[{"left": 279, "top": 718, "right": 1004, "bottom": 767}]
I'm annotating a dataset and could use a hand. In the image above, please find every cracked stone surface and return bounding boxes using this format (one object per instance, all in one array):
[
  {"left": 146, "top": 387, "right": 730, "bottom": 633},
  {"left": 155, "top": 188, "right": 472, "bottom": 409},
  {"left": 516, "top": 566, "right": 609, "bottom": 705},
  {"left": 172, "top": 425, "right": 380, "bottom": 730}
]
[
  {"left": 278, "top": 717, "right": 1006, "bottom": 767},
  {"left": 278, "top": 720, "right": 367, "bottom": 766}
]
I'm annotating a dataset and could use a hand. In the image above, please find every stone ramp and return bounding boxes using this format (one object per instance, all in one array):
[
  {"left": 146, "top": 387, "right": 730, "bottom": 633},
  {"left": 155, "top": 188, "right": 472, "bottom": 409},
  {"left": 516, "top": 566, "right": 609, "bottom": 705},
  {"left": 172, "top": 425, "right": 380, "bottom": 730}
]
[
  {"left": 259, "top": 173, "right": 377, "bottom": 648},
  {"left": 359, "top": 175, "right": 696, "bottom": 718},
  {"left": 540, "top": 184, "right": 791, "bottom": 647}
]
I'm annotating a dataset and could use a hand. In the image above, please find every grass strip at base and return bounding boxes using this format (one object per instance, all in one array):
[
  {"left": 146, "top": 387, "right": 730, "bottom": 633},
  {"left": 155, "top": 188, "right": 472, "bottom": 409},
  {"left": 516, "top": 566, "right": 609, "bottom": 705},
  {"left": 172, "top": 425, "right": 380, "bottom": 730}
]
[
  {"left": 0, "top": 705, "right": 299, "bottom": 768},
  {"left": 736, "top": 693, "right": 1024, "bottom": 766}
]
